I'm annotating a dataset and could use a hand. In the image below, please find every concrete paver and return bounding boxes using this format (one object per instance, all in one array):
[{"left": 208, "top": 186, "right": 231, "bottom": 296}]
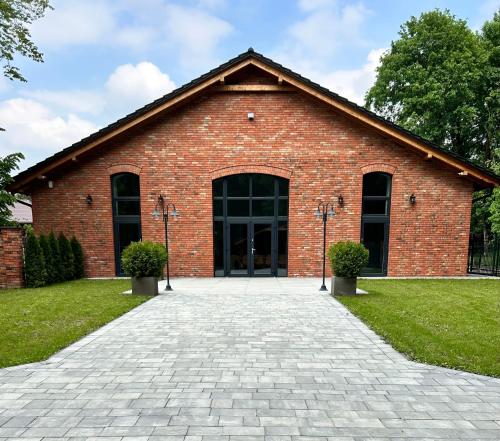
[{"left": 1, "top": 277, "right": 499, "bottom": 440}]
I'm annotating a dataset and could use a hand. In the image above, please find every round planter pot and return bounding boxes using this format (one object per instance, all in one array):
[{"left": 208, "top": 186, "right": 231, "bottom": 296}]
[
  {"left": 331, "top": 276, "right": 357, "bottom": 295},
  {"left": 131, "top": 277, "right": 159, "bottom": 295}
]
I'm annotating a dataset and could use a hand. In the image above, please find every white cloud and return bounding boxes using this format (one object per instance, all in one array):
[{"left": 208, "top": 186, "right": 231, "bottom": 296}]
[
  {"left": 275, "top": 0, "right": 371, "bottom": 70},
  {"left": 1, "top": 61, "right": 176, "bottom": 170},
  {"left": 319, "top": 48, "right": 385, "bottom": 105},
  {"left": 31, "top": 1, "right": 117, "bottom": 49},
  {"left": 164, "top": 4, "right": 233, "bottom": 71},
  {"left": 105, "top": 62, "right": 176, "bottom": 109},
  {"left": 0, "top": 98, "right": 98, "bottom": 168},
  {"left": 21, "top": 90, "right": 106, "bottom": 115}
]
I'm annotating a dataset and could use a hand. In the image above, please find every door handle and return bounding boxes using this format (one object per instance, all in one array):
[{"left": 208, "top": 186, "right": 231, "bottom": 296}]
[{"left": 251, "top": 237, "right": 255, "bottom": 255}]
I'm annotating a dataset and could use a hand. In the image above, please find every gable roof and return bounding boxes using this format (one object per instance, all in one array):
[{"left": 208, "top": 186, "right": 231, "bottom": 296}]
[{"left": 8, "top": 48, "right": 500, "bottom": 192}]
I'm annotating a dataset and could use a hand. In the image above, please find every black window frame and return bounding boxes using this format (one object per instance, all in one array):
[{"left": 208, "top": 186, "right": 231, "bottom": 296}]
[{"left": 111, "top": 173, "right": 142, "bottom": 275}]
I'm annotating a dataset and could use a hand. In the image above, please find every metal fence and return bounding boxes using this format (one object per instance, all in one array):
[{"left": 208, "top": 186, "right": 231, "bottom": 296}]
[{"left": 468, "top": 234, "right": 500, "bottom": 276}]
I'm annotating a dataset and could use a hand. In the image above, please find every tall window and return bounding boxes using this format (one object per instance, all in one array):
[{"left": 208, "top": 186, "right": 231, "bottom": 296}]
[
  {"left": 112, "top": 173, "right": 141, "bottom": 275},
  {"left": 361, "top": 172, "right": 391, "bottom": 276}
]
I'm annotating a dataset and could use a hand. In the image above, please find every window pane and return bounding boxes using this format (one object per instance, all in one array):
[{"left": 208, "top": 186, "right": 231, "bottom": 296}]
[
  {"left": 278, "top": 221, "right": 288, "bottom": 276},
  {"left": 363, "top": 173, "right": 390, "bottom": 197},
  {"left": 252, "top": 174, "right": 275, "bottom": 196},
  {"left": 213, "top": 179, "right": 223, "bottom": 197},
  {"left": 362, "top": 199, "right": 387, "bottom": 215},
  {"left": 227, "top": 199, "right": 249, "bottom": 216},
  {"left": 252, "top": 199, "right": 274, "bottom": 216},
  {"left": 253, "top": 223, "right": 272, "bottom": 275},
  {"left": 214, "top": 221, "right": 224, "bottom": 275},
  {"left": 117, "top": 223, "right": 141, "bottom": 255},
  {"left": 362, "top": 222, "right": 385, "bottom": 274},
  {"left": 230, "top": 223, "right": 248, "bottom": 275},
  {"left": 213, "top": 199, "right": 223, "bottom": 216},
  {"left": 114, "top": 173, "right": 140, "bottom": 197},
  {"left": 116, "top": 200, "right": 141, "bottom": 216},
  {"left": 278, "top": 178, "right": 289, "bottom": 197},
  {"left": 278, "top": 199, "right": 288, "bottom": 216},
  {"left": 227, "top": 174, "right": 250, "bottom": 197}
]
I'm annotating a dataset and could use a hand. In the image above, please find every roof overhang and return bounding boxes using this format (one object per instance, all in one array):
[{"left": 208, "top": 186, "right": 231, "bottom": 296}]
[{"left": 8, "top": 50, "right": 500, "bottom": 193}]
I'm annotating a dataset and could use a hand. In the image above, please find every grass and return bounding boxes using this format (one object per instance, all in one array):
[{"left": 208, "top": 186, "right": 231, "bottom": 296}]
[
  {"left": 0, "top": 279, "right": 150, "bottom": 368},
  {"left": 337, "top": 279, "right": 500, "bottom": 377}
]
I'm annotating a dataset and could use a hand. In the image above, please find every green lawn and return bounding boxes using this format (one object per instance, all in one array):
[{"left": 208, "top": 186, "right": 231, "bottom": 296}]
[
  {"left": 0, "top": 279, "right": 150, "bottom": 368},
  {"left": 338, "top": 279, "right": 500, "bottom": 377}
]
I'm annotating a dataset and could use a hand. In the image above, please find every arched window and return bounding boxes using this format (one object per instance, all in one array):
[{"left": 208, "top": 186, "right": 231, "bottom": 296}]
[
  {"left": 111, "top": 173, "right": 141, "bottom": 275},
  {"left": 361, "top": 172, "right": 391, "bottom": 275}
]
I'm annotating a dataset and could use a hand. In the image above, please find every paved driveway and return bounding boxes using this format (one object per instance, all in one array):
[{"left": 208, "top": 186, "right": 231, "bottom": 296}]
[{"left": 1, "top": 278, "right": 499, "bottom": 440}]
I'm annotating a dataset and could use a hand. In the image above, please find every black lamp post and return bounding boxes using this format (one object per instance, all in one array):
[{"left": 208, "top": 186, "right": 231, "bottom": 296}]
[
  {"left": 152, "top": 195, "right": 178, "bottom": 291},
  {"left": 315, "top": 201, "right": 336, "bottom": 291}
]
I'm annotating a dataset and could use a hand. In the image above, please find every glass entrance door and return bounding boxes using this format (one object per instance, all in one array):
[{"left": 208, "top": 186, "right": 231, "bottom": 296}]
[
  {"left": 252, "top": 223, "right": 273, "bottom": 275},
  {"left": 229, "top": 223, "right": 249, "bottom": 275}
]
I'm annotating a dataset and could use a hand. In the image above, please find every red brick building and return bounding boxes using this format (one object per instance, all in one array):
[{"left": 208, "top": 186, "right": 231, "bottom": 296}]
[{"left": 8, "top": 50, "right": 500, "bottom": 278}]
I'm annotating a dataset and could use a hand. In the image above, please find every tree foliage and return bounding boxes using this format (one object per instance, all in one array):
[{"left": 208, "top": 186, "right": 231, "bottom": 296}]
[
  {"left": 0, "top": 153, "right": 24, "bottom": 225},
  {"left": 70, "top": 236, "right": 84, "bottom": 279},
  {"left": 366, "top": 8, "right": 500, "bottom": 233},
  {"left": 24, "top": 231, "right": 46, "bottom": 287},
  {"left": 0, "top": 0, "right": 52, "bottom": 82},
  {"left": 58, "top": 233, "right": 74, "bottom": 281}
]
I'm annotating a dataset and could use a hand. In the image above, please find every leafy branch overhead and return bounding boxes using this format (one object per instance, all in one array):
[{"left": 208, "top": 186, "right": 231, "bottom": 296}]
[{"left": 0, "top": 0, "right": 52, "bottom": 82}]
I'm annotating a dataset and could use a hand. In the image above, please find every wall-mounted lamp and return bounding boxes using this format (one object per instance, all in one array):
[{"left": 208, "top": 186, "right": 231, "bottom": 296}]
[
  {"left": 409, "top": 194, "right": 416, "bottom": 205},
  {"left": 85, "top": 194, "right": 93, "bottom": 205},
  {"left": 247, "top": 112, "right": 255, "bottom": 121},
  {"left": 48, "top": 180, "right": 54, "bottom": 189},
  {"left": 338, "top": 195, "right": 344, "bottom": 207}
]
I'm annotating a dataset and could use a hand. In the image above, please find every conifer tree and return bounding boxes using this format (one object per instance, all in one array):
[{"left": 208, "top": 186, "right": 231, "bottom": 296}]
[
  {"left": 58, "top": 233, "right": 75, "bottom": 281},
  {"left": 24, "top": 232, "right": 47, "bottom": 287},
  {"left": 48, "top": 231, "right": 63, "bottom": 282},
  {"left": 70, "top": 236, "right": 84, "bottom": 279}
]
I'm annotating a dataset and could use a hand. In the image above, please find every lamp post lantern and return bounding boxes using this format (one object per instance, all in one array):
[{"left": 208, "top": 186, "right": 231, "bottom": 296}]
[
  {"left": 315, "top": 201, "right": 336, "bottom": 291},
  {"left": 152, "top": 195, "right": 178, "bottom": 291}
]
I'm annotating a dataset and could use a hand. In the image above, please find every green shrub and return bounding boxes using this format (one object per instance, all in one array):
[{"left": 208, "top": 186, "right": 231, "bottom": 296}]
[
  {"left": 121, "top": 241, "right": 167, "bottom": 278},
  {"left": 39, "top": 234, "right": 57, "bottom": 284},
  {"left": 58, "top": 233, "right": 75, "bottom": 281},
  {"left": 48, "top": 232, "right": 63, "bottom": 282},
  {"left": 70, "top": 236, "right": 85, "bottom": 279},
  {"left": 24, "top": 232, "right": 47, "bottom": 288},
  {"left": 327, "top": 241, "right": 369, "bottom": 278}
]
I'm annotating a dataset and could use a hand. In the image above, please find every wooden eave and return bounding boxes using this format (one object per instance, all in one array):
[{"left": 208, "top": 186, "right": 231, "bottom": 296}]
[{"left": 9, "top": 51, "right": 500, "bottom": 192}]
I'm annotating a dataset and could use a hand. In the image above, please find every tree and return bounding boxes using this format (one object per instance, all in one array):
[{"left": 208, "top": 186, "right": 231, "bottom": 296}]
[
  {"left": 39, "top": 233, "right": 57, "bottom": 284},
  {"left": 47, "top": 231, "right": 63, "bottom": 282},
  {"left": 366, "top": 10, "right": 488, "bottom": 160},
  {"left": 70, "top": 236, "right": 84, "bottom": 279},
  {"left": 0, "top": 0, "right": 52, "bottom": 82},
  {"left": 24, "top": 232, "right": 46, "bottom": 287},
  {"left": 58, "top": 232, "right": 74, "bottom": 280},
  {"left": 0, "top": 153, "right": 24, "bottom": 225}
]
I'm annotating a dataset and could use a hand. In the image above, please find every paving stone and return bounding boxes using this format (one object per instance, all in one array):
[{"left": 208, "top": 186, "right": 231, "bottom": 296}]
[{"left": 0, "top": 278, "right": 499, "bottom": 440}]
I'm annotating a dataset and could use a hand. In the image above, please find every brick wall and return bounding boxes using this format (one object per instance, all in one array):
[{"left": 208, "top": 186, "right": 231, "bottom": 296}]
[
  {"left": 29, "top": 85, "right": 473, "bottom": 277},
  {"left": 0, "top": 227, "right": 24, "bottom": 289}
]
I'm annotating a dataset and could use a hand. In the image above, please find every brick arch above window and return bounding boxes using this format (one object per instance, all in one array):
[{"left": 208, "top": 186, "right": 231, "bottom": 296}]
[
  {"left": 210, "top": 164, "right": 293, "bottom": 180},
  {"left": 360, "top": 163, "right": 397, "bottom": 176},
  {"left": 107, "top": 164, "right": 142, "bottom": 176}
]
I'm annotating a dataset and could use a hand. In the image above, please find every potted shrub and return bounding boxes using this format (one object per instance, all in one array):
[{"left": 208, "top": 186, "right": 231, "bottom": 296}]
[
  {"left": 327, "top": 241, "right": 369, "bottom": 295},
  {"left": 121, "top": 241, "right": 168, "bottom": 295}
]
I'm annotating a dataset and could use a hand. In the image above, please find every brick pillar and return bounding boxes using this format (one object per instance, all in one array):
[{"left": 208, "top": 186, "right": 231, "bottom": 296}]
[{"left": 0, "top": 227, "right": 24, "bottom": 289}]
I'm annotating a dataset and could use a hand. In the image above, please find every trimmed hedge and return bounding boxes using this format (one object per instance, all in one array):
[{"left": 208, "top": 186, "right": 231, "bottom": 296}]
[
  {"left": 327, "top": 241, "right": 369, "bottom": 278},
  {"left": 24, "top": 233, "right": 47, "bottom": 288},
  {"left": 23, "top": 232, "right": 85, "bottom": 288},
  {"left": 71, "top": 236, "right": 85, "bottom": 279},
  {"left": 121, "top": 241, "right": 167, "bottom": 278}
]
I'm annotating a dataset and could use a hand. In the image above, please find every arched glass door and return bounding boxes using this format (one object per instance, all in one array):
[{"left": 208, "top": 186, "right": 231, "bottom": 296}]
[
  {"left": 213, "top": 174, "right": 289, "bottom": 277},
  {"left": 360, "top": 172, "right": 391, "bottom": 276},
  {"left": 111, "top": 173, "right": 142, "bottom": 275}
]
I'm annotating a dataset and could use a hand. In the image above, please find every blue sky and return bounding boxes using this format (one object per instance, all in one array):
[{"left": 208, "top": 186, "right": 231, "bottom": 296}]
[{"left": 1, "top": 0, "right": 499, "bottom": 171}]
